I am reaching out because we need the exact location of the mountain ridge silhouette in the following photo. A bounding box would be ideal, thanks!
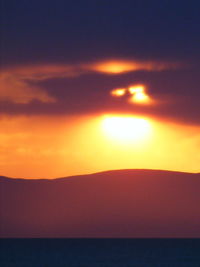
[0,168,199,181]
[1,169,200,238]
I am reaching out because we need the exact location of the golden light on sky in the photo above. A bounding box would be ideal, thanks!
[102,115,151,144]
[128,85,151,104]
[86,59,178,75]
[91,60,138,74]
[128,85,144,94]
[110,84,152,104]
[110,88,126,97]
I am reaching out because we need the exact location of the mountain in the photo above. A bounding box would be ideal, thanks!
[1,169,200,238]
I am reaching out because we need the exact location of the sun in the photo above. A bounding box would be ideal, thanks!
[102,115,151,144]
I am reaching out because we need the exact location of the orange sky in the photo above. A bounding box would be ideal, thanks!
[1,1,200,180]
[1,114,199,178]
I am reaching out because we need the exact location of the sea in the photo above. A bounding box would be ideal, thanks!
[1,239,200,266]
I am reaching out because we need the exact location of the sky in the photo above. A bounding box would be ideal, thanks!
[1,0,200,178]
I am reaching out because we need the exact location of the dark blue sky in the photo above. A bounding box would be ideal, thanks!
[1,0,200,124]
[2,0,200,64]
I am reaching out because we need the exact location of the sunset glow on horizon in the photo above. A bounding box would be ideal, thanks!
[0,114,199,179]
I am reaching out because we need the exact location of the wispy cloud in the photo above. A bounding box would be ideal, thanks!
[83,59,180,74]
[0,64,80,104]
[0,59,182,104]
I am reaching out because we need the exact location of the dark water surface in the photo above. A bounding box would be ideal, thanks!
[1,239,200,266]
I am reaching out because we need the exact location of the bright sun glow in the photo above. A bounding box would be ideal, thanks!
[102,115,151,143]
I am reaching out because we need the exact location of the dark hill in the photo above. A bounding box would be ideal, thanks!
[1,169,200,237]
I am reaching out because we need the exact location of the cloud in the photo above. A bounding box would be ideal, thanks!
[2,59,198,126]
[0,74,54,104]
[0,64,81,104]
[0,59,181,104]
[83,59,180,74]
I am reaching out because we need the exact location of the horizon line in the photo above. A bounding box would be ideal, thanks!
[1,168,199,181]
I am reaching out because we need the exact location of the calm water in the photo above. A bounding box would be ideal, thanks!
[1,239,200,266]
